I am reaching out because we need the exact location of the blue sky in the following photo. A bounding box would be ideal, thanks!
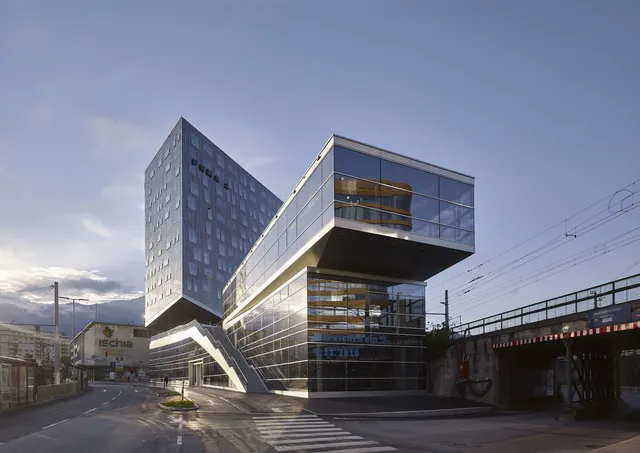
[1,1,639,323]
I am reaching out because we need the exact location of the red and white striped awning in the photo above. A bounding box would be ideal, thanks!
[492,320,640,349]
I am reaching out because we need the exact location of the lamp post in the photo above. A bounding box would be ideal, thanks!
[59,296,89,338]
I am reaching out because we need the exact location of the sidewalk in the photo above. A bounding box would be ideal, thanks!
[184,385,491,418]
[590,435,640,452]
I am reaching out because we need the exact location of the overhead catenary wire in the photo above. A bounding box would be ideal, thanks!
[426,184,640,312]
[439,202,640,311]
[451,234,640,319]
[450,227,640,318]
[451,228,640,312]
[427,176,640,293]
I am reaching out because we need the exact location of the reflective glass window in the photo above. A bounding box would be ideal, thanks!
[334,174,379,209]
[188,196,196,211]
[334,146,380,181]
[381,160,438,198]
[320,148,334,182]
[440,177,473,207]
[440,201,474,231]
[440,226,474,246]
[297,191,321,236]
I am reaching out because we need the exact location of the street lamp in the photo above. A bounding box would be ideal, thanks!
[58,296,89,338]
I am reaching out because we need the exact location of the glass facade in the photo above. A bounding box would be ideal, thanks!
[223,144,474,320]
[225,270,426,392]
[144,118,281,325]
[333,146,474,246]
[227,272,309,390]
[149,338,230,387]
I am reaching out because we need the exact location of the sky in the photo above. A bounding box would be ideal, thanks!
[1,1,639,324]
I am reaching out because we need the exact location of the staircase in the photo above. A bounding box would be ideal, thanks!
[201,324,269,393]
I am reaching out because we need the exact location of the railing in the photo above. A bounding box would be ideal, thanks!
[151,320,249,388]
[452,273,640,338]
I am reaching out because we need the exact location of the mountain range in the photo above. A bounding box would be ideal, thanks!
[0,297,145,338]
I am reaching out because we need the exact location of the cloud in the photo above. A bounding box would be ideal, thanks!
[0,266,142,305]
[87,117,157,156]
[79,215,115,238]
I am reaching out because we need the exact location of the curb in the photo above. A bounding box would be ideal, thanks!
[157,401,200,412]
[316,406,494,419]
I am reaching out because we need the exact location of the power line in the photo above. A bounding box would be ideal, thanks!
[444,203,640,308]
[426,190,640,312]
[452,234,640,318]
[450,224,640,310]
[427,176,640,293]
[450,228,640,318]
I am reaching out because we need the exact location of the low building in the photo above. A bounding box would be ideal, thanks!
[70,322,151,381]
[0,324,69,364]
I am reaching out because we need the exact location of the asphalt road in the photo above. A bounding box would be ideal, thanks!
[1,383,640,453]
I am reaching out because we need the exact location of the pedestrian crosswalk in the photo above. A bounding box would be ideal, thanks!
[253,414,397,453]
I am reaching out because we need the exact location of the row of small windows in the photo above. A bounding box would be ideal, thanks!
[146,232,179,266]
[147,132,180,182]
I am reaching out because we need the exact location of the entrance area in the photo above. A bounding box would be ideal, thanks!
[189,360,203,387]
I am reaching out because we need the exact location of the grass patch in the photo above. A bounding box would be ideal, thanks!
[162,399,196,409]
[158,390,181,396]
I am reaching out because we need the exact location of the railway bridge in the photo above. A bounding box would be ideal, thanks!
[429,273,640,414]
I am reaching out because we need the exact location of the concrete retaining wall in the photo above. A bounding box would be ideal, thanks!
[429,337,500,405]
[37,382,83,402]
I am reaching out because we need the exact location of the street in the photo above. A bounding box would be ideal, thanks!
[1,383,639,453]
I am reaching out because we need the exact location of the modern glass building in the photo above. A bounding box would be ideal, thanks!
[149,134,475,397]
[144,118,281,332]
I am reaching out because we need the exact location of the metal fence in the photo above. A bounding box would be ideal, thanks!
[452,273,640,337]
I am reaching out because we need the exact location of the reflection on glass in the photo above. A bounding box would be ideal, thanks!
[306,273,426,392]
[440,201,474,231]
[440,177,473,206]
[334,146,380,181]
[381,159,438,197]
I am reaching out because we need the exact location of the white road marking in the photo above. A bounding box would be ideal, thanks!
[317,447,396,453]
[112,397,117,401]
[259,428,344,435]
[254,415,398,453]
[84,408,97,414]
[256,421,331,427]
[269,436,364,445]
[216,395,250,414]
[102,402,109,406]
[179,423,183,431]
[273,440,378,451]
[253,415,317,420]
[142,418,167,431]
[262,432,354,439]
[137,419,153,430]
[41,419,69,430]
[103,389,107,392]
[177,436,182,446]
[272,407,282,412]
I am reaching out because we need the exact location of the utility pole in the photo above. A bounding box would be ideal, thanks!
[443,290,450,331]
[59,297,89,338]
[54,282,60,385]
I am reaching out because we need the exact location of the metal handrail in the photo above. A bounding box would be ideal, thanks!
[452,272,640,337]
